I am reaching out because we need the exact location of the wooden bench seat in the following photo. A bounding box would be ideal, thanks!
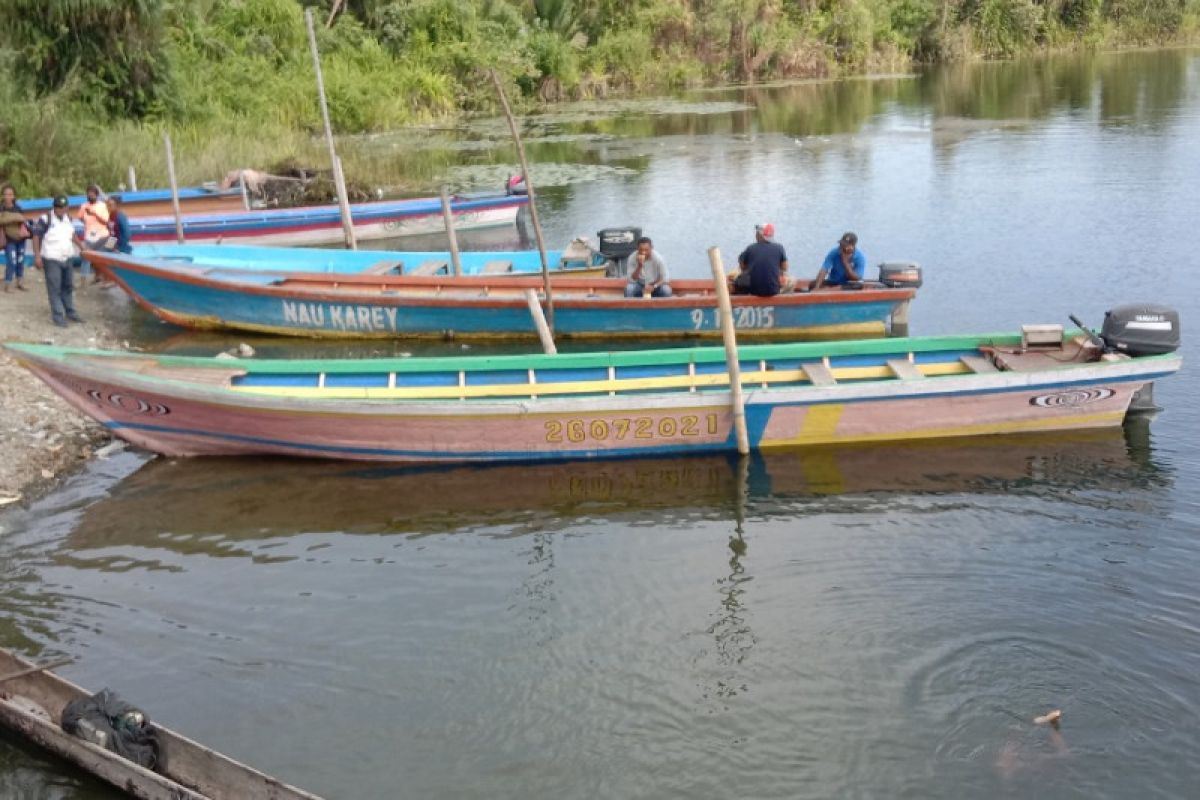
[802,362,837,386]
[410,260,449,276]
[887,358,924,380]
[363,260,404,275]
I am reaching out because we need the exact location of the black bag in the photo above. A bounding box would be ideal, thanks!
[61,688,165,771]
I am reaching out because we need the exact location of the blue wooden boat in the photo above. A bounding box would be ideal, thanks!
[85,250,916,340]
[130,242,609,278]
[127,193,526,246]
[20,185,243,216]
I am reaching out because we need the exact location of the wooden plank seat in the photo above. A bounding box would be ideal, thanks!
[363,260,404,275]
[960,354,999,373]
[802,362,837,386]
[481,260,514,275]
[887,358,924,380]
[410,260,449,276]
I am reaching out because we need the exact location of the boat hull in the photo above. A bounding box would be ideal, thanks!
[12,345,1175,464]
[128,194,526,245]
[88,252,913,340]
[21,186,245,218]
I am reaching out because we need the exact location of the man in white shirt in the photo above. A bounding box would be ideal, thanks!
[32,196,84,327]
[623,236,672,298]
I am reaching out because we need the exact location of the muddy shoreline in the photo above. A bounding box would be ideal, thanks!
[0,271,131,506]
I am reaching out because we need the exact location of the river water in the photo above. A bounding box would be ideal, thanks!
[2,49,1199,798]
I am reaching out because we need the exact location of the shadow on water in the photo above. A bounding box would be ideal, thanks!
[60,425,1171,562]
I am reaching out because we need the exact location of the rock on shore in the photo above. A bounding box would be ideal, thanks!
[0,270,131,504]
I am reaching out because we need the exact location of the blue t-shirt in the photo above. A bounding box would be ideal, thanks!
[822,246,867,285]
[739,241,788,296]
[111,211,132,253]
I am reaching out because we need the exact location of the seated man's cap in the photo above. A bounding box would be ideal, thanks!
[756,223,775,241]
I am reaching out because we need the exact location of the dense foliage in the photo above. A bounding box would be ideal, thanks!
[0,0,1196,193]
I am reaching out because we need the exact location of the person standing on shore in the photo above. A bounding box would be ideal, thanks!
[0,184,31,293]
[78,184,109,285]
[31,196,84,327]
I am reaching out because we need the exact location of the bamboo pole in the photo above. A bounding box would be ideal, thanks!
[708,247,750,455]
[126,165,137,192]
[331,156,357,250]
[163,133,185,244]
[524,289,558,355]
[305,8,357,250]
[490,69,554,332]
[238,172,250,211]
[440,185,463,276]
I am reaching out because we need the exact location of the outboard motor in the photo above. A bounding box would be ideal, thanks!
[1100,304,1180,356]
[878,261,923,288]
[505,175,527,196]
[597,226,642,277]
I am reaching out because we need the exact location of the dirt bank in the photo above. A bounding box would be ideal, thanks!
[0,270,131,506]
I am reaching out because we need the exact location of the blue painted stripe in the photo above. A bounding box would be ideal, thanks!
[323,373,390,388]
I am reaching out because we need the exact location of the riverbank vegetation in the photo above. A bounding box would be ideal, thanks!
[1,0,1197,194]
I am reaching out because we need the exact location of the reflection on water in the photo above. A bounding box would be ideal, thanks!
[61,428,1164,560]
[3,48,1200,799]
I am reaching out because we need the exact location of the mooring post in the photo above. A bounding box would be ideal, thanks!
[491,69,553,333]
[305,8,357,250]
[440,185,463,276]
[163,133,185,244]
[708,247,750,455]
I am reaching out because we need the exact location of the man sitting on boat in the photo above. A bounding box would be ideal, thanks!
[811,232,866,289]
[732,223,795,296]
[624,236,673,298]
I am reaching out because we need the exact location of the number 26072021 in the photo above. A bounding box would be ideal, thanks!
[545,413,720,444]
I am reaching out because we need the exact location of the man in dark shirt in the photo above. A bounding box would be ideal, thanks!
[103,195,133,254]
[732,223,795,296]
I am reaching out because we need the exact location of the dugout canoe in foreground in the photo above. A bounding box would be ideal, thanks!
[4,305,1179,463]
[0,648,323,800]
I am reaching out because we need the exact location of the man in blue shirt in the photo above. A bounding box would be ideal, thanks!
[812,232,866,289]
[732,223,795,297]
[104,195,132,254]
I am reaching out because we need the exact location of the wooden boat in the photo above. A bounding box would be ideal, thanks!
[0,648,322,800]
[129,241,611,279]
[125,192,527,246]
[4,314,1180,463]
[20,185,245,218]
[85,250,915,340]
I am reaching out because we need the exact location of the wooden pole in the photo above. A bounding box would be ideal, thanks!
[331,156,358,250]
[490,69,554,332]
[524,289,558,355]
[708,247,750,455]
[126,165,138,192]
[0,657,73,685]
[163,133,185,244]
[305,8,357,250]
[238,172,250,211]
[440,185,463,276]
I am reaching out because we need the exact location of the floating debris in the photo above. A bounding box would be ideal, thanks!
[1033,709,1062,725]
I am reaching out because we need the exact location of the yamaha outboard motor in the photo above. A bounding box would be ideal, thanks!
[878,261,923,288]
[1100,304,1180,356]
[1099,304,1180,414]
[597,227,642,277]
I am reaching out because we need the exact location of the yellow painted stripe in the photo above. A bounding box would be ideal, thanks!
[760,411,1126,449]
[797,404,845,443]
[230,362,976,401]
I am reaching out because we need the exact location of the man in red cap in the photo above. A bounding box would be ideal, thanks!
[732,222,794,296]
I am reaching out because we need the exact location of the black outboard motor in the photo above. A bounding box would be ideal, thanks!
[1100,304,1181,356]
[597,227,642,277]
[878,261,923,288]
